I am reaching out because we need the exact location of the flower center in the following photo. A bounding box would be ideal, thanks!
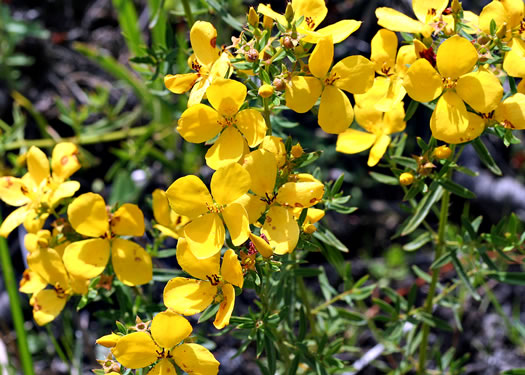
[442,77,457,89]
[305,16,316,30]
[218,115,236,128]
[324,72,340,86]
[206,274,222,286]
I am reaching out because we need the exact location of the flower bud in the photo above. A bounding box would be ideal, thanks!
[282,36,294,49]
[284,2,294,23]
[291,143,304,158]
[96,333,120,348]
[496,23,507,39]
[263,12,273,30]
[434,145,452,159]
[273,78,286,91]
[258,84,274,98]
[451,0,462,14]
[303,224,317,234]
[399,172,414,186]
[246,48,259,62]
[247,7,259,27]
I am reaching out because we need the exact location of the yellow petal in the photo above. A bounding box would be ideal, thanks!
[257,3,287,26]
[190,21,219,67]
[243,149,277,197]
[111,238,152,286]
[285,76,322,113]
[67,193,108,237]
[462,11,480,34]
[27,248,68,287]
[248,232,273,257]
[206,78,246,117]
[503,38,525,78]
[0,177,30,206]
[259,136,286,167]
[153,189,172,227]
[395,45,417,76]
[211,163,251,205]
[412,0,448,24]
[154,224,183,240]
[332,55,375,94]
[436,36,477,79]
[292,0,327,30]
[213,283,235,329]
[63,238,110,279]
[51,142,80,181]
[49,181,80,206]
[164,73,199,94]
[368,134,391,167]
[172,343,220,375]
[221,249,244,287]
[166,175,212,219]
[0,206,30,238]
[32,289,66,326]
[336,129,377,154]
[233,193,267,224]
[222,203,250,246]
[164,277,217,315]
[236,109,267,147]
[23,210,46,234]
[403,58,443,102]
[318,86,353,134]
[26,146,50,187]
[188,79,209,107]
[371,29,397,74]
[149,358,176,375]
[501,0,525,29]
[111,203,144,237]
[176,237,220,280]
[376,78,407,112]
[479,1,507,34]
[205,127,245,170]
[151,310,192,349]
[495,93,525,129]
[112,331,158,369]
[261,206,299,255]
[375,7,424,34]
[277,181,324,209]
[383,101,407,134]
[311,19,361,44]
[309,35,333,78]
[430,91,485,143]
[96,333,121,348]
[19,269,47,294]
[177,104,221,143]
[184,213,225,259]
[456,71,503,113]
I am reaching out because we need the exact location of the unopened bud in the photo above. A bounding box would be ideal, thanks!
[496,23,507,39]
[451,0,462,14]
[258,84,274,98]
[303,224,317,234]
[399,172,415,186]
[282,36,294,49]
[96,333,120,348]
[263,11,273,30]
[284,2,294,23]
[434,145,452,159]
[291,143,304,158]
[246,48,259,62]
[273,78,286,91]
[477,34,491,46]
[248,7,259,27]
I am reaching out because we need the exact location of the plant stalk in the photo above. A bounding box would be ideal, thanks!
[263,97,272,135]
[180,0,194,26]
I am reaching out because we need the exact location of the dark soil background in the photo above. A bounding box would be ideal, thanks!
[2,0,525,374]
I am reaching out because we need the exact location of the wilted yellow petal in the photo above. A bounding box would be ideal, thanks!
[375,7,424,34]
[67,193,108,237]
[371,29,397,74]
[479,1,507,34]
[166,175,212,219]
[176,237,220,280]
[211,163,251,205]
[456,71,503,113]
[184,213,225,259]
[164,73,199,94]
[172,343,220,375]
[0,206,30,238]
[243,149,277,197]
[151,310,192,349]
[51,142,80,181]
[261,206,299,255]
[285,76,322,113]
[495,93,525,129]
[403,58,443,102]
[177,104,221,143]
[112,331,158,369]
[32,289,66,326]
[221,249,244,288]
[412,0,448,23]
[205,127,245,170]
[63,238,110,279]
[222,203,250,246]
[311,19,361,44]
[0,177,30,206]
[164,277,217,315]
[111,239,152,286]
[318,86,353,134]
[26,146,50,187]
[111,203,144,237]
[309,36,333,78]
[236,109,267,147]
[214,283,235,329]
[336,129,377,154]
[436,36,477,79]
[190,21,219,66]
[332,55,375,94]
[207,78,246,117]
[368,134,391,167]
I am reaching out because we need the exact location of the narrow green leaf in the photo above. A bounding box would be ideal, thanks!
[369,172,399,185]
[438,179,475,199]
[401,184,444,236]
[403,232,432,251]
[198,303,220,323]
[450,253,480,300]
[472,138,502,176]
[487,272,525,286]
[404,99,419,121]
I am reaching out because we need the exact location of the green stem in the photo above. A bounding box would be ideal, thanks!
[46,325,70,366]
[0,210,35,375]
[263,97,272,136]
[180,0,194,26]
[4,125,150,151]
[417,170,452,374]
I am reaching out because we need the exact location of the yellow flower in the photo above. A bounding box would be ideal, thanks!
[166,163,251,259]
[152,189,190,239]
[403,35,504,143]
[62,193,152,286]
[177,78,267,169]
[163,239,243,329]
[164,21,230,106]
[286,35,375,133]
[494,93,525,129]
[258,0,361,44]
[0,143,81,237]
[336,77,406,166]
[111,310,219,374]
